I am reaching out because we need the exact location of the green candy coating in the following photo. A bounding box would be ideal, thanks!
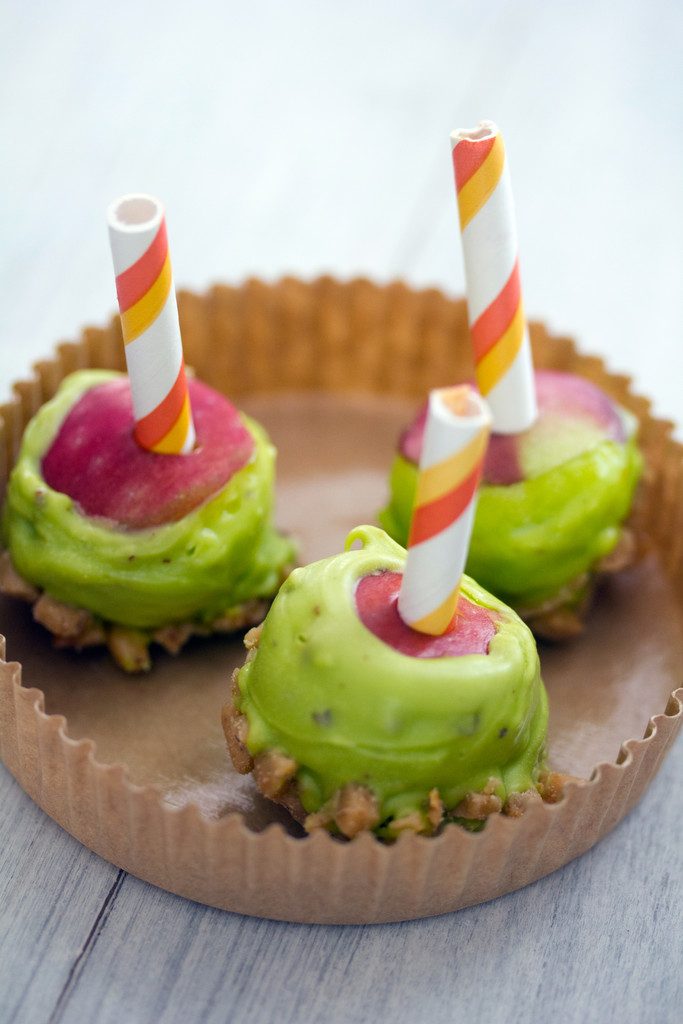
[236,526,548,833]
[380,430,642,611]
[2,370,295,629]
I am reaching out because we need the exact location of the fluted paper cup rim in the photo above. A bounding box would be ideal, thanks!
[1,277,682,923]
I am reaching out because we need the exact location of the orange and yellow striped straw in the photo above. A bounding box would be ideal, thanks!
[398,385,491,635]
[450,122,537,434]
[107,194,195,454]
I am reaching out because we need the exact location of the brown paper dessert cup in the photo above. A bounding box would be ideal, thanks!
[1,277,681,925]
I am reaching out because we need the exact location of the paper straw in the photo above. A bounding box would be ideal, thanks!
[398,385,491,635]
[450,121,537,434]
[107,194,195,454]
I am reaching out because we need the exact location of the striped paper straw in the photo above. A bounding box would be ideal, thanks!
[107,194,195,454]
[398,385,491,635]
[450,121,537,434]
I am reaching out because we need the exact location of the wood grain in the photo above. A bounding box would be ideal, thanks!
[0,0,681,1021]
[2,740,680,1024]
[0,769,120,1024]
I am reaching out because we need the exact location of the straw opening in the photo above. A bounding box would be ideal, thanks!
[433,385,491,428]
[108,194,162,232]
[452,121,498,144]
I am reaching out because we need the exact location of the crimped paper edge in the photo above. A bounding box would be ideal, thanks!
[0,277,681,925]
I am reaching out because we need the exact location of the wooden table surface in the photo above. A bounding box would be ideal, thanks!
[1,2,681,1022]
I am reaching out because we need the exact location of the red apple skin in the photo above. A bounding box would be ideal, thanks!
[355,570,497,658]
[42,378,255,529]
[400,370,626,485]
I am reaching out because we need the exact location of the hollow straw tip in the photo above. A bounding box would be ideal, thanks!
[450,121,499,152]
[106,193,169,290]
[429,385,492,435]
[107,193,165,236]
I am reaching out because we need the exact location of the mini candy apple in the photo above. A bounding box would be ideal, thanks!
[224,526,552,839]
[1,370,295,670]
[381,370,642,637]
